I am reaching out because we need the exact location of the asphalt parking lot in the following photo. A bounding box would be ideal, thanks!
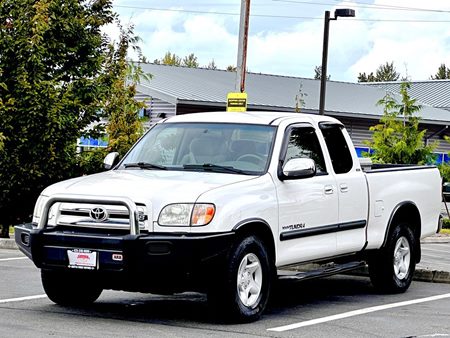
[1,249,450,338]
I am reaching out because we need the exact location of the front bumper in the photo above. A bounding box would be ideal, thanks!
[15,223,235,293]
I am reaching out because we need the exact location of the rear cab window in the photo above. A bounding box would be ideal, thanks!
[319,123,353,174]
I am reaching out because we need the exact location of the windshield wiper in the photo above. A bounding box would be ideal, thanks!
[183,163,248,174]
[124,162,168,170]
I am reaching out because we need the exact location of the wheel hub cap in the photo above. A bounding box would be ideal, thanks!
[237,253,263,308]
[393,236,411,280]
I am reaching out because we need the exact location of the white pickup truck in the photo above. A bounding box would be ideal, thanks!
[15,111,442,322]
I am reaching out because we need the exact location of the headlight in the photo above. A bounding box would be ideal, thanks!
[158,203,215,227]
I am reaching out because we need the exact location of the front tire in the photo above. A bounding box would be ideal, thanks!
[42,270,103,306]
[368,224,416,293]
[207,235,273,323]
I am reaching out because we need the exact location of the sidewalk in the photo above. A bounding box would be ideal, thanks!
[415,234,450,283]
[2,234,450,283]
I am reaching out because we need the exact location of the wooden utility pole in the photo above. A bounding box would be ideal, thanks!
[235,0,251,93]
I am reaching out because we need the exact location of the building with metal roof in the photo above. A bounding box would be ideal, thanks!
[364,80,450,112]
[135,63,450,156]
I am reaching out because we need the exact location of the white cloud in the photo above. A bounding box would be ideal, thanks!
[109,0,450,82]
[349,0,450,80]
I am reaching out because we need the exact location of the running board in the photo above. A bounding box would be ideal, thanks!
[277,261,366,282]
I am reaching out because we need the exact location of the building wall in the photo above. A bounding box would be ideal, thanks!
[136,94,177,127]
[136,91,450,161]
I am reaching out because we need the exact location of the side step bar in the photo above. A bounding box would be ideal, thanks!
[277,261,366,282]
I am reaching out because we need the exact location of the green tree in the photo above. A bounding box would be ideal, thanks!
[154,51,200,68]
[358,72,377,82]
[182,53,199,68]
[74,23,150,175]
[358,62,400,82]
[154,51,182,66]
[206,59,217,70]
[103,23,149,157]
[313,65,330,80]
[0,0,114,237]
[430,63,450,80]
[0,133,5,152]
[364,82,435,164]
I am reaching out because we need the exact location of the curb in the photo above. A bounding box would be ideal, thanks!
[348,266,450,284]
[414,269,450,283]
[0,238,18,250]
[421,237,450,244]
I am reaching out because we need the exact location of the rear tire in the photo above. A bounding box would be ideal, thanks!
[42,270,102,306]
[368,224,416,293]
[207,235,273,323]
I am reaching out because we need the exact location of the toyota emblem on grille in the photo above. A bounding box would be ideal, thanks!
[89,207,108,222]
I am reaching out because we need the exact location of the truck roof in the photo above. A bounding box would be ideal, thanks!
[162,111,341,126]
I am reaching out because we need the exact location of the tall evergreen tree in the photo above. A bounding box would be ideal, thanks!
[364,82,435,164]
[430,63,450,80]
[182,53,199,68]
[358,62,400,82]
[207,59,218,70]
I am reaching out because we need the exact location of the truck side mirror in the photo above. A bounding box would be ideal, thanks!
[103,152,120,170]
[281,158,316,180]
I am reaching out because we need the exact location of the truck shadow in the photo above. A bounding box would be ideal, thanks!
[48,275,377,325]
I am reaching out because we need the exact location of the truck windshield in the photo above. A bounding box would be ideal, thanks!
[119,123,277,175]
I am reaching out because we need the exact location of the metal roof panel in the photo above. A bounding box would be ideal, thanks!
[137,64,450,124]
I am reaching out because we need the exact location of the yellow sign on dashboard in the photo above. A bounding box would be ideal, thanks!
[227,92,247,112]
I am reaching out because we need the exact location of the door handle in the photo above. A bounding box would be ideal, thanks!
[324,185,334,195]
[340,184,349,193]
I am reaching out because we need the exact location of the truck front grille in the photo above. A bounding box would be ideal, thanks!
[51,202,149,231]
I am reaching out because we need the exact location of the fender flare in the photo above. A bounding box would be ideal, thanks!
[381,201,421,263]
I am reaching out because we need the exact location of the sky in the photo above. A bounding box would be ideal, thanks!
[107,0,450,83]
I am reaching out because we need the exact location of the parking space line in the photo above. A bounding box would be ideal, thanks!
[0,257,27,262]
[267,293,450,332]
[0,295,47,304]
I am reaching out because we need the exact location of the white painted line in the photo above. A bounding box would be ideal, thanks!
[0,257,27,262]
[0,295,47,304]
[268,293,450,332]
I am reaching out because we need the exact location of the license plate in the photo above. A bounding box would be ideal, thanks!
[67,249,97,270]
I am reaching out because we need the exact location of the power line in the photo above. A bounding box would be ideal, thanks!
[114,5,450,23]
[272,0,450,13]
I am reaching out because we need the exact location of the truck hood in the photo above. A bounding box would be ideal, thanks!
[42,169,255,205]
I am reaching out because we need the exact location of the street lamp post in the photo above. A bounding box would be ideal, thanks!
[319,8,355,115]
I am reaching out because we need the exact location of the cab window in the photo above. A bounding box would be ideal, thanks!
[320,124,353,174]
[283,126,327,174]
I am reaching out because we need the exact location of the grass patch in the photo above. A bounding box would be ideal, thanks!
[442,218,450,228]
[440,228,450,235]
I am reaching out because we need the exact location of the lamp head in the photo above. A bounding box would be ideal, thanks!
[334,8,355,18]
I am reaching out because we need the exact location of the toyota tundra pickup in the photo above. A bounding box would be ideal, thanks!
[15,111,442,322]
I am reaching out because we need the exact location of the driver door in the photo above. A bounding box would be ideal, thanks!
[275,124,338,266]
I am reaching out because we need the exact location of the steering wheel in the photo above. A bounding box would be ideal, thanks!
[236,154,265,166]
